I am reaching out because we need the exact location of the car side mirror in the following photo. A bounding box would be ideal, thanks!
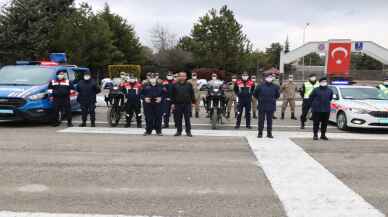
[333,94,339,100]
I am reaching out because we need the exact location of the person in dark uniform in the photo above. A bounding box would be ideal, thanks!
[254,73,280,138]
[309,77,333,140]
[162,72,176,128]
[234,72,255,129]
[171,72,195,137]
[48,70,74,127]
[300,73,319,129]
[142,74,164,136]
[76,71,100,127]
[121,74,143,128]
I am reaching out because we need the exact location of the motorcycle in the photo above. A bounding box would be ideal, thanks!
[206,83,227,129]
[106,86,125,127]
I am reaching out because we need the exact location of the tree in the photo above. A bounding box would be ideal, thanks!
[180,5,252,73]
[265,43,283,69]
[284,36,290,53]
[98,4,144,64]
[150,24,177,52]
[50,3,118,74]
[351,53,382,70]
[0,0,74,63]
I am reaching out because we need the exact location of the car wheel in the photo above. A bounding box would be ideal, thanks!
[337,112,348,131]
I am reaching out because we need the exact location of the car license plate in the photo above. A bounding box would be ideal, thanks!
[0,109,13,114]
[378,118,388,124]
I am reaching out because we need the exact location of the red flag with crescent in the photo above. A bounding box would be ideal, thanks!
[327,42,352,76]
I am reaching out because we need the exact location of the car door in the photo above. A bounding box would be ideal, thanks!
[66,69,80,111]
[328,86,340,122]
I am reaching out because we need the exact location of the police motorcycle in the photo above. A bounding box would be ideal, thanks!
[106,79,126,127]
[205,81,227,129]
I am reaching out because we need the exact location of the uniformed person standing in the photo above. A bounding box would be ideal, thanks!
[188,72,201,118]
[48,70,74,127]
[142,74,164,136]
[224,75,236,119]
[309,77,333,140]
[254,74,280,138]
[280,75,298,120]
[251,75,258,119]
[76,71,100,127]
[231,75,239,118]
[172,72,195,137]
[162,72,175,128]
[121,75,143,128]
[234,72,255,129]
[377,77,388,95]
[300,73,319,129]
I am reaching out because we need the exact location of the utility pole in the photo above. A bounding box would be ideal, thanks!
[302,22,310,81]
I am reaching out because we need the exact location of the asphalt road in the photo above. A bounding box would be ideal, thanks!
[1,106,388,217]
[0,127,286,217]
[296,138,388,216]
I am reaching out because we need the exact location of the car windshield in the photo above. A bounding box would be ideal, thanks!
[340,87,388,100]
[0,66,56,86]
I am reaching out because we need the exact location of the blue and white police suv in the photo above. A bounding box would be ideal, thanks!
[329,81,388,130]
[0,59,89,122]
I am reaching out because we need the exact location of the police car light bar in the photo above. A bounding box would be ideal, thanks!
[331,80,350,85]
[40,61,59,66]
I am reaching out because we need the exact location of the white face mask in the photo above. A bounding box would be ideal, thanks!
[242,76,249,81]
[167,76,173,80]
[84,75,91,80]
[310,77,317,82]
[252,79,256,82]
[128,79,136,83]
[212,77,217,81]
[232,79,237,82]
[289,78,294,82]
[57,74,65,80]
[265,77,274,83]
[150,79,157,85]
[192,76,197,79]
[320,81,328,87]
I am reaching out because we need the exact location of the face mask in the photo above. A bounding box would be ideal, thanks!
[212,77,217,80]
[121,75,126,79]
[167,76,173,80]
[320,81,328,87]
[289,79,294,82]
[265,77,273,83]
[310,77,317,82]
[242,76,249,81]
[57,74,65,80]
[252,78,256,82]
[192,76,197,79]
[84,75,91,80]
[129,79,136,83]
[150,79,157,85]
[232,79,237,82]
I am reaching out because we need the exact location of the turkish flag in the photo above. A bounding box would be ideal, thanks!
[327,42,352,76]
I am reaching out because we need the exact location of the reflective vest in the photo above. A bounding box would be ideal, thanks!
[304,82,319,99]
[379,84,388,94]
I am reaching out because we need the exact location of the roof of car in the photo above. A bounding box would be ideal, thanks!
[331,85,375,89]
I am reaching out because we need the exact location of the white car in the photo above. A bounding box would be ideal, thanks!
[329,85,388,130]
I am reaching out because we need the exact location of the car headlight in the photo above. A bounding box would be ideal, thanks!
[349,107,370,114]
[28,92,48,101]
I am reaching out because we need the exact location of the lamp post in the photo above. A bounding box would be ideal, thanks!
[302,22,310,81]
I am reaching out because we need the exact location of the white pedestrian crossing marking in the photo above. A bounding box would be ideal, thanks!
[57,127,387,217]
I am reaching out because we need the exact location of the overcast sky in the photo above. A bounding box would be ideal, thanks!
[2,0,388,51]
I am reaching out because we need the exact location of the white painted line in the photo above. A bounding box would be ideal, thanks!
[59,127,387,140]
[71,121,335,129]
[246,135,385,217]
[0,211,165,217]
[58,127,387,216]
